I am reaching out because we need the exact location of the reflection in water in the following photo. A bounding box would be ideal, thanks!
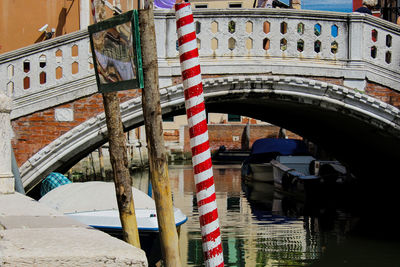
[92,22,136,84]
[131,165,400,266]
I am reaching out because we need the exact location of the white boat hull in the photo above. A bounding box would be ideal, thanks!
[39,181,188,232]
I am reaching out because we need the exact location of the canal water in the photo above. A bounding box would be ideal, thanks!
[131,164,400,267]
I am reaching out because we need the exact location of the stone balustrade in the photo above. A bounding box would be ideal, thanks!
[0,9,399,119]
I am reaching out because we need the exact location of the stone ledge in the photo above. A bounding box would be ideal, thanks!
[0,193,148,267]
[0,228,147,267]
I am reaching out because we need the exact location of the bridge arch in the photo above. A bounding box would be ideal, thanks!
[21,75,400,192]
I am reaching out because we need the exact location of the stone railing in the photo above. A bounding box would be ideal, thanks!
[0,31,96,119]
[1,9,399,119]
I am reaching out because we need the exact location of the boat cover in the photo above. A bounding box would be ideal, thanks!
[39,181,155,213]
[39,182,187,231]
[251,138,309,156]
[246,138,310,164]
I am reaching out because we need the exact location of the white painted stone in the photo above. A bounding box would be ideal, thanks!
[344,78,366,91]
[0,93,14,194]
[55,108,74,122]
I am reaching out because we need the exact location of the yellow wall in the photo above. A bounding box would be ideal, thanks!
[0,0,80,53]
[0,0,137,54]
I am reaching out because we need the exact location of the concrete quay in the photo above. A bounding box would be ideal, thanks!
[0,192,148,267]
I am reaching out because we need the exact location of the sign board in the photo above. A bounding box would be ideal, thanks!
[88,10,143,93]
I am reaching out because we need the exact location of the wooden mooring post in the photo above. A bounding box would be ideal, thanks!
[139,4,182,266]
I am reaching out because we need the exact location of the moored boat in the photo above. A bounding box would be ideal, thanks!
[271,155,352,199]
[241,138,310,182]
[39,176,187,266]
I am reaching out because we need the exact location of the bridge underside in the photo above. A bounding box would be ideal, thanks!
[206,94,400,180]
[20,76,400,193]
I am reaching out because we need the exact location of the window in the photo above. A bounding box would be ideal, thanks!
[163,116,174,122]
[195,4,208,8]
[228,114,241,122]
[229,3,242,8]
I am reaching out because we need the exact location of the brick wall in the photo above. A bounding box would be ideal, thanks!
[11,90,140,166]
[365,81,400,108]
[183,124,301,153]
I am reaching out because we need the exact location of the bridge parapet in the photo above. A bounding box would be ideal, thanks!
[1,9,399,119]
[155,9,400,89]
[0,31,97,119]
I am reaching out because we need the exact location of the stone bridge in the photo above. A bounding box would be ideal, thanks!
[1,9,400,192]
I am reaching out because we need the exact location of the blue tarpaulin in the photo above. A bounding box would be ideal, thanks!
[246,138,310,164]
[251,138,309,155]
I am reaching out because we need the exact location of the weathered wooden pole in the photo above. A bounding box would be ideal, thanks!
[98,146,106,180]
[139,3,182,266]
[102,92,141,247]
[91,0,141,248]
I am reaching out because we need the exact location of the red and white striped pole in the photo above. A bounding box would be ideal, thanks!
[90,0,97,23]
[175,3,224,266]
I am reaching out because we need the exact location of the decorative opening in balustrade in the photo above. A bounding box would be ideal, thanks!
[72,62,79,74]
[371,29,378,42]
[40,72,46,84]
[211,21,218,33]
[7,82,14,95]
[280,22,287,34]
[228,21,236,34]
[23,77,30,89]
[246,21,253,33]
[196,22,201,34]
[263,21,270,34]
[331,25,338,38]
[197,38,201,50]
[297,23,304,35]
[211,38,218,50]
[385,51,391,64]
[56,67,63,80]
[314,24,321,36]
[386,34,392,47]
[297,39,304,52]
[228,37,236,50]
[23,60,30,73]
[331,41,338,54]
[280,38,287,51]
[39,55,46,68]
[88,53,94,70]
[246,38,253,50]
[39,55,47,84]
[56,49,63,66]
[371,46,377,58]
[7,65,14,79]
[72,45,79,57]
[314,40,321,53]
[263,38,270,50]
